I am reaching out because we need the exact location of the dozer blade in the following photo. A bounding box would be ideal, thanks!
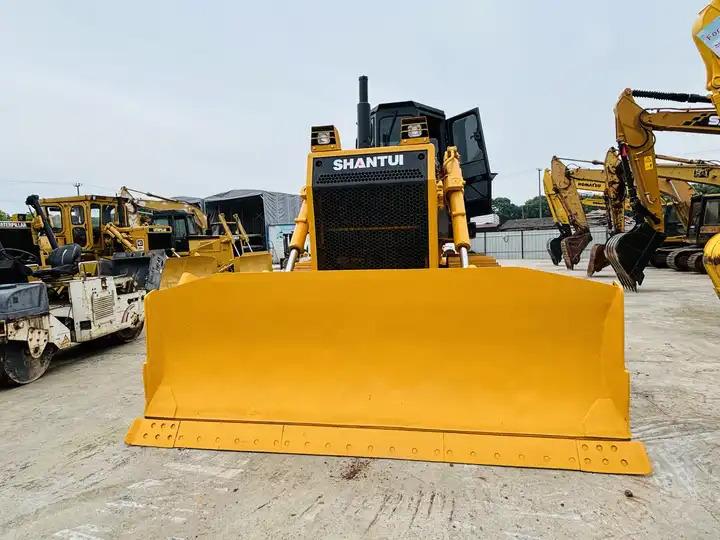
[159,256,218,289]
[605,223,666,292]
[126,267,650,475]
[560,232,592,270]
[230,251,272,273]
[704,234,720,299]
[546,236,564,266]
[586,243,609,277]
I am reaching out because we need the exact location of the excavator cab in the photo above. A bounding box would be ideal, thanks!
[688,194,720,245]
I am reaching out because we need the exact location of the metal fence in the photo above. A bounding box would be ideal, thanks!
[471,227,610,260]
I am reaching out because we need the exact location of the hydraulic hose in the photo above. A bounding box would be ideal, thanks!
[631,90,711,104]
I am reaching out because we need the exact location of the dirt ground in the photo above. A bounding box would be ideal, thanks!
[1,261,718,539]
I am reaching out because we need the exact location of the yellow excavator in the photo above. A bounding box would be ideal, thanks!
[125,77,650,475]
[606,89,720,290]
[546,152,700,272]
[695,0,720,298]
[588,152,720,276]
[544,158,606,268]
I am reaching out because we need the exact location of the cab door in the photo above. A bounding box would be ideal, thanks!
[448,108,495,217]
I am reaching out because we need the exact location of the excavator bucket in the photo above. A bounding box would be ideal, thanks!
[705,233,720,299]
[546,236,564,265]
[126,267,651,475]
[605,223,666,291]
[560,232,592,270]
[159,256,218,289]
[586,243,609,276]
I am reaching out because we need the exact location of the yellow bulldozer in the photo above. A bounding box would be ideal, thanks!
[125,77,651,475]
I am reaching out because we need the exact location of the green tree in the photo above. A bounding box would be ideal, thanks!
[520,196,552,218]
[491,197,522,223]
[693,183,720,195]
[0,209,9,220]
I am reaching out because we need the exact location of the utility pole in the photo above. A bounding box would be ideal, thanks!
[73,182,82,196]
[537,168,543,218]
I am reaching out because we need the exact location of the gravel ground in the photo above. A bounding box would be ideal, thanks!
[1,260,718,539]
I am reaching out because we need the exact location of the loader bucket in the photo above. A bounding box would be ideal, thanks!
[126,267,650,475]
[586,243,609,276]
[159,256,218,289]
[605,223,666,291]
[560,232,592,270]
[705,233,720,299]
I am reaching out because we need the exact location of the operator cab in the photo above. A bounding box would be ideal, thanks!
[688,194,720,244]
[151,210,198,253]
[369,100,495,217]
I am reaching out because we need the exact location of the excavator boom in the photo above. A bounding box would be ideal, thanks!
[606,89,720,290]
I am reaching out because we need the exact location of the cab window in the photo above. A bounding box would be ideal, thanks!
[174,216,188,239]
[102,205,118,225]
[45,206,63,231]
[378,115,402,146]
[704,199,720,226]
[91,204,101,242]
[70,205,85,225]
[451,114,482,163]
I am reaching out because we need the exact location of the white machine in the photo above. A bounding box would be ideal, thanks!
[0,274,145,385]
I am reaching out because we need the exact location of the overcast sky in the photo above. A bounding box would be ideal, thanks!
[1,1,717,213]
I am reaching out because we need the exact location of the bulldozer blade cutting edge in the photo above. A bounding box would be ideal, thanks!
[705,234,720,299]
[159,256,218,289]
[605,224,666,292]
[546,236,564,266]
[126,267,651,475]
[586,244,609,277]
[560,232,592,270]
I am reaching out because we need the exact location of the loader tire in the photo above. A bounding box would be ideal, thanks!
[0,343,54,386]
[113,320,144,343]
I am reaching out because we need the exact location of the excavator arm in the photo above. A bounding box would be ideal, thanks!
[547,158,605,269]
[606,89,720,290]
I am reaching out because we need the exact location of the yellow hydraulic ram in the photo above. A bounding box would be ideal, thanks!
[126,79,650,475]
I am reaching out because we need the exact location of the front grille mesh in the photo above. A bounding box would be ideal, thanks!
[316,168,424,185]
[313,169,428,270]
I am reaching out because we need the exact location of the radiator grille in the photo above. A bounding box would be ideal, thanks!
[312,157,428,270]
[92,293,115,320]
[316,168,424,185]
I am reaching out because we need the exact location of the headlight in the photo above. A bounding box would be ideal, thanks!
[316,131,332,145]
[407,124,423,138]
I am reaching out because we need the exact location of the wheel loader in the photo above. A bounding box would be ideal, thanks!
[125,77,651,475]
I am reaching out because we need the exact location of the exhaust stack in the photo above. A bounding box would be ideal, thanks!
[357,75,371,148]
